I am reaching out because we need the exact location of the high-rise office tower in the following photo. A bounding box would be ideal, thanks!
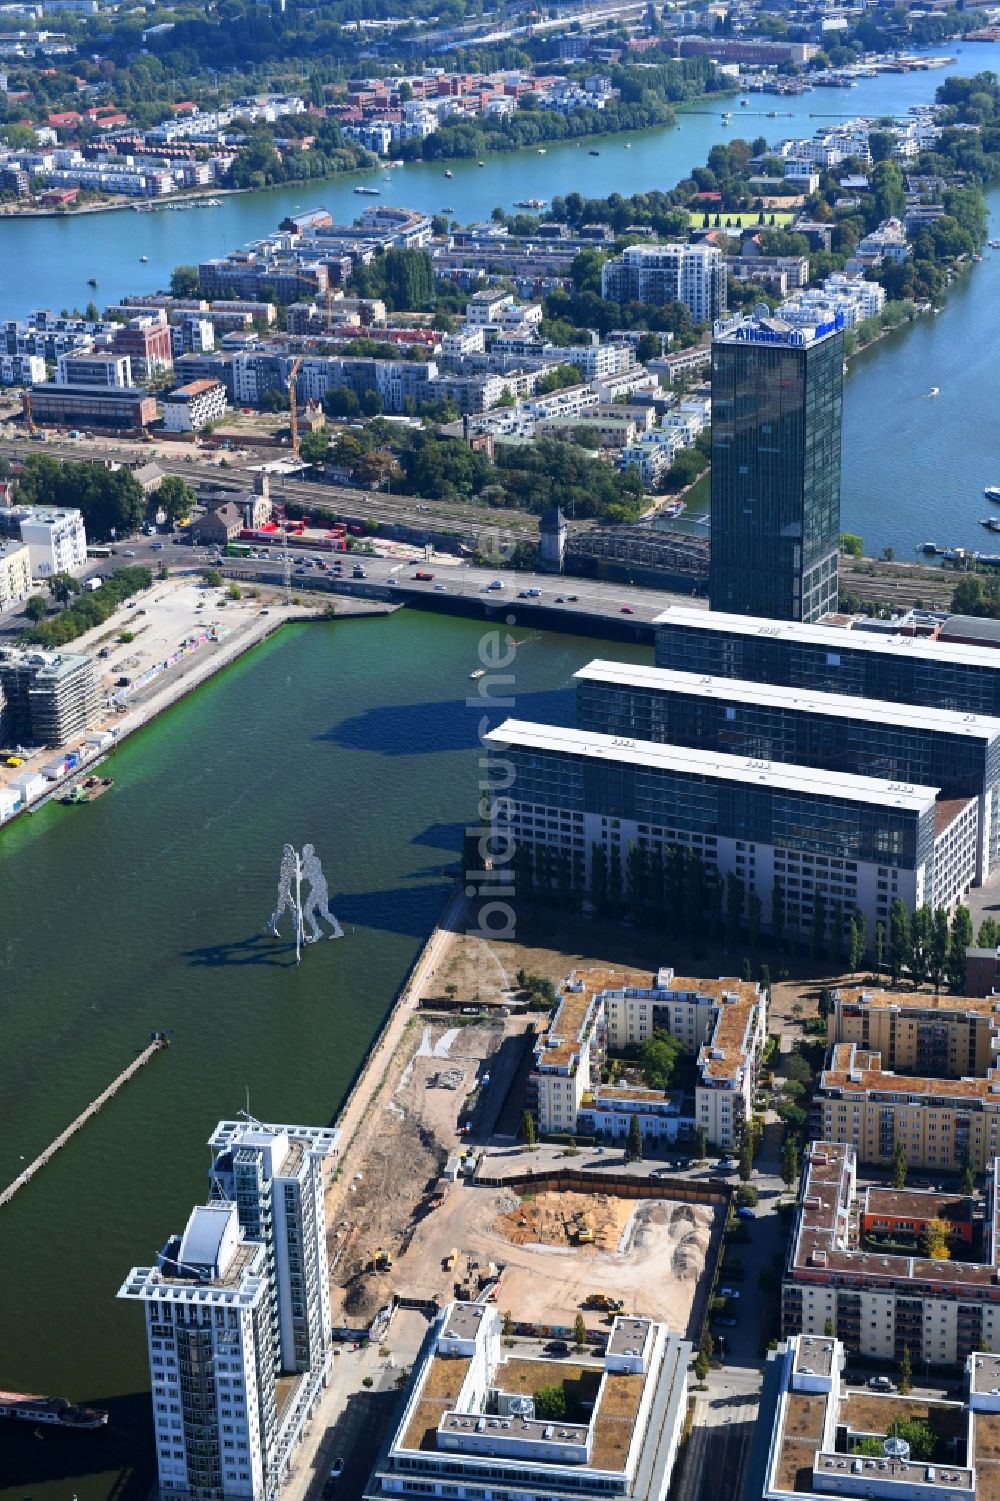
[709,310,845,623]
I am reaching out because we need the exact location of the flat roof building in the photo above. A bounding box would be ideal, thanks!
[29,382,157,430]
[782,1142,1000,1366]
[817,1040,1000,1172]
[0,646,100,746]
[574,660,1000,880]
[709,311,844,623]
[485,717,970,947]
[529,966,767,1150]
[747,1332,1000,1501]
[654,606,1000,719]
[0,538,30,612]
[120,1119,339,1501]
[829,985,1000,1080]
[363,1300,691,1500]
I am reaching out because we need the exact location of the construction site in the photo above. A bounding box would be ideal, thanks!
[323,1010,722,1340]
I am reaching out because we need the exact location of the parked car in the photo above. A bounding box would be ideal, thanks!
[719,1287,740,1300]
[329,1459,345,1480]
[713,1317,737,1329]
[545,1340,570,1356]
[620,605,634,615]
[736,1207,755,1221]
[868,1376,896,1392]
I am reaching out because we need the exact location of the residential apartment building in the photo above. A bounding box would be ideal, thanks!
[574,660,1000,880]
[207,1120,335,1378]
[0,503,87,576]
[600,244,727,324]
[119,1202,278,1501]
[529,966,766,1149]
[816,1041,1000,1173]
[0,352,45,385]
[782,1141,1000,1366]
[120,1120,337,1501]
[362,1300,690,1501]
[484,719,966,942]
[0,538,30,610]
[751,1332,1000,1501]
[162,378,227,432]
[56,352,132,388]
[829,986,1000,1080]
[0,646,100,744]
[111,313,173,378]
[709,310,845,623]
[653,607,1000,719]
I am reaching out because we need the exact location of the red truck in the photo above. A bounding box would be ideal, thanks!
[412,571,434,581]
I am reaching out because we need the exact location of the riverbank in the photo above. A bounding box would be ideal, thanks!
[0,185,249,220]
[0,577,398,829]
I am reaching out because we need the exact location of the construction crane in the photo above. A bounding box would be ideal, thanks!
[287,355,303,458]
[21,390,35,435]
[325,286,335,335]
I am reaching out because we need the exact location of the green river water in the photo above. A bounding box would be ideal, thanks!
[0,610,649,1501]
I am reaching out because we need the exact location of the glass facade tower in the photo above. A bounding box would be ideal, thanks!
[709,312,845,623]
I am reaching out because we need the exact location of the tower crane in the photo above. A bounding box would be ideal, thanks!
[287,355,303,458]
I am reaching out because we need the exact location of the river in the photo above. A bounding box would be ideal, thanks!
[0,611,649,1501]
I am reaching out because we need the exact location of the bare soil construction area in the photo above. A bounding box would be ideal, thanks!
[397,1180,718,1337]
[327,1018,523,1326]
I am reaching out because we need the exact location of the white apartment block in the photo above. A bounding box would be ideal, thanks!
[1,504,87,577]
[363,1301,690,1501]
[120,1120,337,1501]
[119,1202,277,1501]
[529,967,767,1150]
[162,378,228,432]
[56,351,132,388]
[601,244,727,324]
[0,353,45,385]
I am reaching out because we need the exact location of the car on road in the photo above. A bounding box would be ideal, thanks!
[868,1377,896,1392]
[488,579,504,590]
[620,605,634,614]
[434,584,447,592]
[555,596,565,603]
[123,550,136,557]
[719,1287,740,1299]
[330,1459,345,1479]
[545,1340,570,1356]
[567,594,579,601]
[151,541,164,550]
[517,590,530,599]
[713,1317,737,1329]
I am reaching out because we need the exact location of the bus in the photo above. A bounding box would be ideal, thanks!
[225,543,252,558]
[86,545,112,559]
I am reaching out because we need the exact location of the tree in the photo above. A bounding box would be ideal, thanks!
[781,1136,799,1187]
[922,1217,951,1260]
[948,905,973,992]
[642,1029,683,1091]
[15,456,145,542]
[930,908,950,992]
[24,593,47,622]
[899,1346,913,1395]
[299,429,330,465]
[892,1139,907,1189]
[824,1317,835,1338]
[502,1310,514,1340]
[573,1312,587,1350]
[626,1114,643,1163]
[960,1148,975,1196]
[910,905,932,986]
[737,1184,759,1208]
[694,1124,707,1159]
[534,1386,567,1420]
[978,917,1000,950]
[738,1135,754,1183]
[846,912,864,972]
[200,568,223,588]
[170,264,200,297]
[888,899,910,986]
[519,1109,537,1147]
[46,571,80,606]
[157,474,197,523]
[875,921,885,979]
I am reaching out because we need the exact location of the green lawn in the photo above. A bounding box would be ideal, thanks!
[688,210,794,229]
